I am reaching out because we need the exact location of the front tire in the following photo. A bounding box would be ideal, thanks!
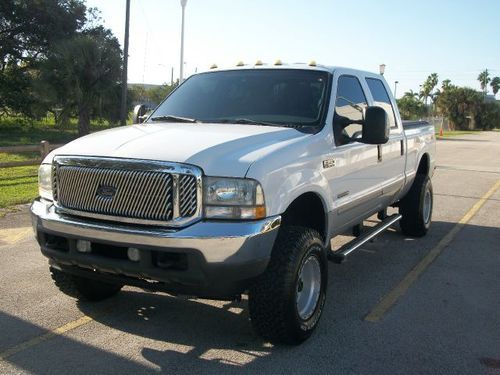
[50,267,123,301]
[248,226,327,345]
[399,174,433,237]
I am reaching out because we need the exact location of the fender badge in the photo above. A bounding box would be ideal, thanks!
[323,159,336,169]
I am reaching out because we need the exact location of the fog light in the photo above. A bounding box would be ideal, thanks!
[127,247,141,262]
[76,240,92,253]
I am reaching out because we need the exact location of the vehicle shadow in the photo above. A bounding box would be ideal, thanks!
[0,311,153,373]
[74,219,500,373]
[4,219,497,374]
[76,292,277,372]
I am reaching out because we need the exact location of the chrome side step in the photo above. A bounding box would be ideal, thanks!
[328,214,402,264]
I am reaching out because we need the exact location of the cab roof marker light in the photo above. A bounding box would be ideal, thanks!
[255,60,263,66]
[210,63,218,69]
[274,59,283,66]
[309,60,317,67]
[236,61,244,66]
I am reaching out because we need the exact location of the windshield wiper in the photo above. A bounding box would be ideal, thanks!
[209,118,282,127]
[150,115,199,123]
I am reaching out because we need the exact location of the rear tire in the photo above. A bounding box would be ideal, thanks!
[50,267,122,301]
[399,174,433,237]
[248,226,327,345]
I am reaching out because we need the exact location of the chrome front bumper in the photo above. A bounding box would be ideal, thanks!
[31,199,281,297]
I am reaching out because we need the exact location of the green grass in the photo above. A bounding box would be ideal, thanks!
[0,165,38,209]
[0,115,123,209]
[0,152,38,208]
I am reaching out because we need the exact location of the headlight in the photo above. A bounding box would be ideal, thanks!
[38,164,53,201]
[203,177,265,219]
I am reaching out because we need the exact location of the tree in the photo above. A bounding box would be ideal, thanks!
[441,79,452,90]
[477,69,491,94]
[474,102,500,130]
[397,91,426,120]
[435,86,483,130]
[420,73,439,105]
[148,83,177,105]
[129,82,178,107]
[0,0,86,64]
[0,64,35,116]
[491,77,500,96]
[0,0,87,115]
[38,26,123,135]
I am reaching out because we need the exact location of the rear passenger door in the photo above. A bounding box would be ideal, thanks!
[365,77,406,205]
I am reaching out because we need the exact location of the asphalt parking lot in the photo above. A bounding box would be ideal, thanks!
[1,131,499,374]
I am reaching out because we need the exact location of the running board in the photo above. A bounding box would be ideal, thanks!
[328,214,402,264]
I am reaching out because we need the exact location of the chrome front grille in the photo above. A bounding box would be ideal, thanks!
[179,174,198,217]
[52,157,202,227]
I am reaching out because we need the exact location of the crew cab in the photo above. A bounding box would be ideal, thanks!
[31,63,435,344]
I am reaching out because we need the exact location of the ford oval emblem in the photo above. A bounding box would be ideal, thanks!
[96,185,117,199]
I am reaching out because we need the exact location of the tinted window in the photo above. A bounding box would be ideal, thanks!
[366,78,397,128]
[150,69,329,128]
[333,75,368,146]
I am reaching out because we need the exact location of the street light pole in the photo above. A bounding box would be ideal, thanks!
[179,0,187,83]
[120,0,131,126]
[394,81,399,98]
[379,64,386,76]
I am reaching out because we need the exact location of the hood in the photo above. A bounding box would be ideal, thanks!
[50,122,307,176]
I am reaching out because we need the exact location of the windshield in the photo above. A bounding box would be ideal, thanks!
[149,69,330,128]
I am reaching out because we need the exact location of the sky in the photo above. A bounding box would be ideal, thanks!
[85,0,500,98]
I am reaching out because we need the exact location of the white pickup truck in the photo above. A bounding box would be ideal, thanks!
[31,63,435,344]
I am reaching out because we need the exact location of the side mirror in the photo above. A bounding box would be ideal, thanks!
[361,106,389,144]
[132,104,149,124]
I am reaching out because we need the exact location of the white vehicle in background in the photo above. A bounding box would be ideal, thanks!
[32,62,435,344]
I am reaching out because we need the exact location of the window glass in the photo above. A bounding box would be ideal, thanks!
[150,69,329,128]
[333,75,368,146]
[366,78,397,128]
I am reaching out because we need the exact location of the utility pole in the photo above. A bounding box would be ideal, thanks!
[394,81,399,98]
[120,0,131,126]
[179,0,187,83]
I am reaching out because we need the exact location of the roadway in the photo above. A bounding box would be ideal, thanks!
[1,131,499,374]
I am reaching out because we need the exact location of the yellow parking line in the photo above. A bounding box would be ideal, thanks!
[0,227,32,246]
[0,316,93,361]
[365,180,500,322]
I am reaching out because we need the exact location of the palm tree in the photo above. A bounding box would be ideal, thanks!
[39,27,123,135]
[490,77,500,96]
[404,90,420,99]
[441,79,452,91]
[477,69,491,94]
[421,73,439,105]
[418,73,439,116]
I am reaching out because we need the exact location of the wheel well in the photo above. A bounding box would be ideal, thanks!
[281,193,326,241]
[417,153,430,176]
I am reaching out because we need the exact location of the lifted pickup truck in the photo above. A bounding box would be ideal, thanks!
[31,63,435,344]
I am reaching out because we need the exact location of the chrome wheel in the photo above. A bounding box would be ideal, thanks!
[423,188,432,224]
[296,254,322,320]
